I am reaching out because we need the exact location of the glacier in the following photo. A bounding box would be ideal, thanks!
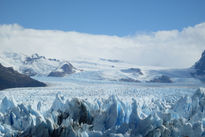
[1,50,205,136]
[0,88,205,137]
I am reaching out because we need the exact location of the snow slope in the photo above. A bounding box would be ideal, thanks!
[70,57,201,84]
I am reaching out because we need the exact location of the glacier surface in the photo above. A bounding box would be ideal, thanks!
[0,88,205,137]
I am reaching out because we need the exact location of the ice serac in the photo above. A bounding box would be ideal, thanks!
[0,96,45,137]
[0,63,46,90]
[1,88,205,137]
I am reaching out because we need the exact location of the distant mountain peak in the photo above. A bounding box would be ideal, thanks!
[24,53,46,65]
[31,53,39,58]
[0,52,77,77]
[48,62,77,77]
[194,50,205,75]
[31,53,45,59]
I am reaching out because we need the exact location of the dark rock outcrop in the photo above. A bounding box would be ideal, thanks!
[24,53,46,65]
[100,58,122,63]
[0,63,46,90]
[48,63,76,77]
[148,75,173,83]
[193,50,205,75]
[121,68,143,75]
[119,78,141,83]
[191,50,205,81]
[20,68,37,76]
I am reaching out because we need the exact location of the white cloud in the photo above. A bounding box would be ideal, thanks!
[0,23,205,68]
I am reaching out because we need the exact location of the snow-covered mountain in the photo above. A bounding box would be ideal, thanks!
[69,57,201,84]
[48,62,77,77]
[1,50,205,84]
[192,50,205,81]
[194,50,205,74]
[69,50,205,84]
[0,52,77,77]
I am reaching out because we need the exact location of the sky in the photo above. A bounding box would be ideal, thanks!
[1,0,205,36]
[0,1,205,68]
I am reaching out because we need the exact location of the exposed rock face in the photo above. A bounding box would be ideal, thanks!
[191,50,205,81]
[20,68,37,76]
[100,58,122,63]
[148,75,173,83]
[193,50,205,76]
[119,78,140,83]
[48,62,76,77]
[24,53,47,65]
[0,63,46,90]
[121,68,143,75]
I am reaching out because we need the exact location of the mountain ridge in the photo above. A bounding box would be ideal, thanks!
[0,52,77,77]
[0,63,46,90]
[191,50,205,81]
[1,50,205,83]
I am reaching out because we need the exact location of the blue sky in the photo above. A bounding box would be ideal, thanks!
[0,0,205,36]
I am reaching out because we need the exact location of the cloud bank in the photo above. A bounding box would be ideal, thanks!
[0,23,205,68]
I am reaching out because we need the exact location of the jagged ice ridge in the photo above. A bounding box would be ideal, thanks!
[0,88,205,137]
